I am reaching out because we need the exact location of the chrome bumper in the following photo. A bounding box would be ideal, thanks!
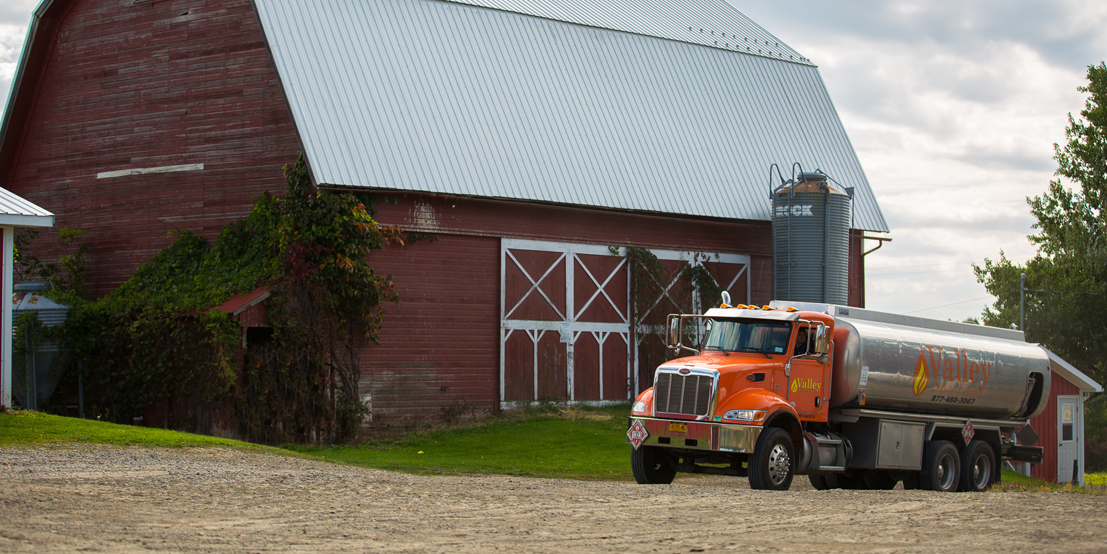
[627,417,762,454]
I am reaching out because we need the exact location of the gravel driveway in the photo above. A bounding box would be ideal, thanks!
[1,445,1105,553]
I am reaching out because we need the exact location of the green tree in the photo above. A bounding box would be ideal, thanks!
[974,62,1107,470]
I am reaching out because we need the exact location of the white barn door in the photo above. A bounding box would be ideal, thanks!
[499,240,751,407]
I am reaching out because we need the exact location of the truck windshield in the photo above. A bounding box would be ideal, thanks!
[703,319,792,355]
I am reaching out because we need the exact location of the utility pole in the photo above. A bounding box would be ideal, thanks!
[1019,273,1026,332]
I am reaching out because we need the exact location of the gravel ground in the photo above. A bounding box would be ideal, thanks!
[1,445,1105,553]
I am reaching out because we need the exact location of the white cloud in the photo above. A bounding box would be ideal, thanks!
[0,0,34,113]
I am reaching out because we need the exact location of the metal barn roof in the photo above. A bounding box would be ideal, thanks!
[254,0,889,232]
[445,0,813,65]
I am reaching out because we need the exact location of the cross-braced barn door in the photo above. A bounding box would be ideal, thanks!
[630,250,751,396]
[501,240,631,406]
[500,240,750,407]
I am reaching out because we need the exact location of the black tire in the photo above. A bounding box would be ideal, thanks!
[921,440,960,492]
[902,473,921,490]
[832,471,867,490]
[862,470,899,490]
[630,446,676,484]
[808,475,831,490]
[748,427,794,491]
[958,440,996,492]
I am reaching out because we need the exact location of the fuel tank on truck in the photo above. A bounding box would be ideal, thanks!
[772,302,1051,420]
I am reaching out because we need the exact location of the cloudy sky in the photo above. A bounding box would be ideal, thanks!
[728,0,1107,322]
[2,1,1105,323]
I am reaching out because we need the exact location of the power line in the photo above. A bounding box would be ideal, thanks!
[1026,288,1106,296]
[902,296,993,315]
[867,257,1030,272]
[867,268,973,277]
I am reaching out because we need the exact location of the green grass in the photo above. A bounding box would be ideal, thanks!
[1086,472,1107,486]
[995,468,1106,494]
[0,409,277,451]
[283,404,634,481]
[6,406,1099,490]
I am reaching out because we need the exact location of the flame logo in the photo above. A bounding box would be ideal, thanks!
[912,351,929,396]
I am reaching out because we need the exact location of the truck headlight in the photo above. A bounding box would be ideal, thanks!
[722,409,766,422]
[632,401,647,414]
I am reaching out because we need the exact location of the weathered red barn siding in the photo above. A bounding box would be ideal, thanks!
[367,192,780,300]
[4,0,299,295]
[1028,372,1080,482]
[361,235,501,424]
[848,229,865,307]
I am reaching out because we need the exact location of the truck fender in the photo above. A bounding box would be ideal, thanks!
[715,388,794,418]
[762,408,803,456]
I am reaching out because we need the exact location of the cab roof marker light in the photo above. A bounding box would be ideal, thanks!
[762,305,772,310]
[786,307,797,312]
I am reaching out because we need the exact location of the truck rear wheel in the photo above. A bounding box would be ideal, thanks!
[748,427,794,491]
[958,440,995,492]
[631,446,676,484]
[921,440,960,492]
[862,470,898,490]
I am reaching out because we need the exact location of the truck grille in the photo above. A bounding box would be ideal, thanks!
[654,372,714,416]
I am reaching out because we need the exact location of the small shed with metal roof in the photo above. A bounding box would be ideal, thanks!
[1023,350,1103,484]
[0,188,54,409]
[0,0,888,424]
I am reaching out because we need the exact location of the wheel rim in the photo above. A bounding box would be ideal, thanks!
[767,443,791,485]
[937,453,957,490]
[972,456,991,489]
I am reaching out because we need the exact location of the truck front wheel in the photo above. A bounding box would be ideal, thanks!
[631,446,676,484]
[921,440,960,492]
[748,427,794,491]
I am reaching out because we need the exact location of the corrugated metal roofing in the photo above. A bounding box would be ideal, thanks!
[444,0,814,66]
[0,187,53,227]
[253,0,889,232]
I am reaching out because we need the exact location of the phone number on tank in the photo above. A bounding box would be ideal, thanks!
[931,395,976,405]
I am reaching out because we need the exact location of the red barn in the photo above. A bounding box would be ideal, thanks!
[0,0,891,424]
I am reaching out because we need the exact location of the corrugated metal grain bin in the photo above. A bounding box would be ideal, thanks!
[12,282,72,410]
[772,173,851,304]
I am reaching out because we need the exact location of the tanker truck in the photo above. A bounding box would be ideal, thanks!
[626,297,1050,492]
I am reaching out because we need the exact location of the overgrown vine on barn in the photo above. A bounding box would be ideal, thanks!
[609,246,728,372]
[609,246,727,325]
[48,154,408,444]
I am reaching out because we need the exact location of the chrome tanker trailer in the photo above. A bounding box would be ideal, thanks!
[627,298,1050,492]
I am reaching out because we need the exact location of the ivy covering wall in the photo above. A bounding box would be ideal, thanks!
[23,156,406,444]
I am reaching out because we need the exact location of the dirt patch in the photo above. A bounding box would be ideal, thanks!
[1,445,1105,553]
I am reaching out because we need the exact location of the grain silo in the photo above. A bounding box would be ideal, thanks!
[772,172,852,304]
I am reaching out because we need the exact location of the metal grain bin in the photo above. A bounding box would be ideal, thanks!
[12,282,72,410]
[772,173,851,304]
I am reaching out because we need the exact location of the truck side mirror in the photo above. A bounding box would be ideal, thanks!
[814,325,830,355]
[666,316,680,348]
